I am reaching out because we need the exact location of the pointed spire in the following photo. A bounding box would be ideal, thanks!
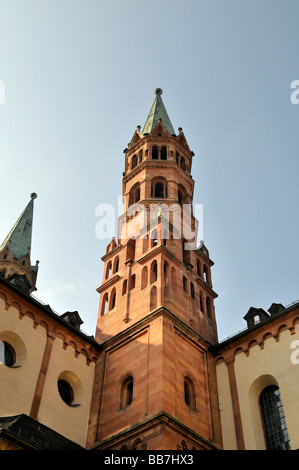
[0,193,37,260]
[142,88,175,135]
[0,193,39,294]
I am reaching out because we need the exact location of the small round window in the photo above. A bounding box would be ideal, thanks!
[0,331,26,368]
[57,371,83,407]
[57,379,74,406]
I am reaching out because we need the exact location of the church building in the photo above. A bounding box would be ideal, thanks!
[0,89,298,451]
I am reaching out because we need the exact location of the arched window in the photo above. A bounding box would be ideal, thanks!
[190,282,195,299]
[161,146,167,160]
[129,274,136,291]
[206,297,212,317]
[120,376,134,409]
[180,157,186,171]
[259,386,291,450]
[184,377,196,410]
[141,266,148,290]
[105,261,112,279]
[113,256,119,274]
[0,334,26,369]
[151,179,167,199]
[154,182,164,198]
[110,288,116,310]
[150,286,157,310]
[132,154,138,169]
[150,260,158,283]
[101,293,108,316]
[129,183,141,206]
[152,145,158,159]
[122,279,127,295]
[183,276,188,292]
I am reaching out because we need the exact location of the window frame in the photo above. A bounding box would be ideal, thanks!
[120,375,134,409]
[259,385,291,450]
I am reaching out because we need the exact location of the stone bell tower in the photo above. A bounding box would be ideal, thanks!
[87,89,222,451]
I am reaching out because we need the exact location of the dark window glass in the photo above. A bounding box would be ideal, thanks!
[110,291,116,309]
[161,146,167,160]
[184,380,191,406]
[127,380,133,405]
[260,385,291,450]
[154,183,164,198]
[121,376,134,408]
[132,155,138,169]
[58,379,74,405]
[184,377,196,410]
[3,342,15,367]
[152,146,158,159]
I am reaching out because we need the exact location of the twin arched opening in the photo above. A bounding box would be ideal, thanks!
[151,145,167,160]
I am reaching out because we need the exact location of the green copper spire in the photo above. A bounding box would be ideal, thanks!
[142,88,175,135]
[0,193,37,260]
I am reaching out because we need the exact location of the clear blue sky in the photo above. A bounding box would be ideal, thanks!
[0,0,298,340]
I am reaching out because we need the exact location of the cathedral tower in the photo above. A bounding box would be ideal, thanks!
[87,90,222,450]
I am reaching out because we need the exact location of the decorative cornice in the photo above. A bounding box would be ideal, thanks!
[99,305,213,353]
[101,244,123,262]
[196,277,218,299]
[123,159,194,185]
[136,244,181,267]
[0,277,101,356]
[92,411,219,450]
[96,274,121,293]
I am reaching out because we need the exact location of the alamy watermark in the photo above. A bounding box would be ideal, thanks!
[290,340,299,365]
[290,80,299,105]
[95,197,204,250]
